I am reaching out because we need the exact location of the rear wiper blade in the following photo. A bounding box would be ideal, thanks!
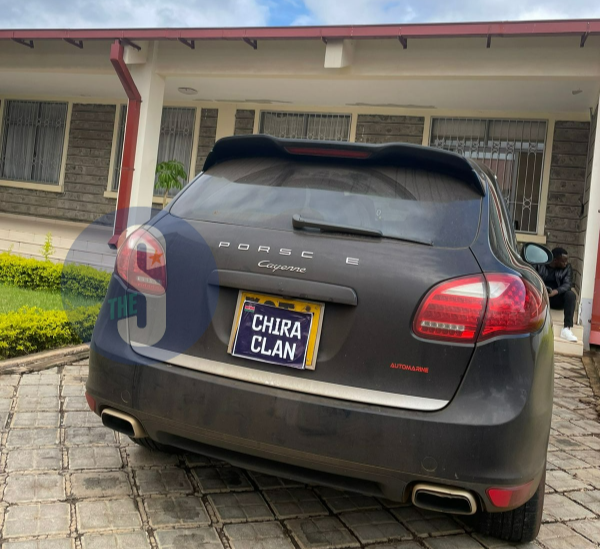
[292,214,432,246]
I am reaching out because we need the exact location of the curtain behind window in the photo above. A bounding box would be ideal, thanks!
[1,100,67,185]
[156,107,195,196]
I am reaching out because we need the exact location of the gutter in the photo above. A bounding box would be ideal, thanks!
[108,39,141,248]
[1,19,598,46]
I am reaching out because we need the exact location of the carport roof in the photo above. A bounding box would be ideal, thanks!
[1,18,600,48]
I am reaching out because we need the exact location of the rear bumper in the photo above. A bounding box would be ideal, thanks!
[88,323,553,512]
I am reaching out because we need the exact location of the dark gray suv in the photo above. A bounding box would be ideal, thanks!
[87,135,554,543]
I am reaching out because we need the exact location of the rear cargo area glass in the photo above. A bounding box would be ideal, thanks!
[171,157,482,248]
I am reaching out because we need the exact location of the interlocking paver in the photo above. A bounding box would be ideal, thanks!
[3,502,70,538]
[11,411,60,428]
[76,497,142,532]
[81,531,151,549]
[126,445,179,467]
[543,493,596,522]
[340,509,412,544]
[135,467,192,495]
[0,353,597,548]
[6,427,60,448]
[69,446,122,469]
[4,473,65,503]
[192,466,253,493]
[225,521,295,549]
[286,516,360,549]
[144,495,210,527]
[2,539,75,549]
[316,487,381,513]
[154,527,224,548]
[209,491,274,523]
[7,447,62,471]
[248,471,303,490]
[70,471,132,498]
[63,411,102,427]
[423,535,485,548]
[263,487,328,519]
[65,426,116,446]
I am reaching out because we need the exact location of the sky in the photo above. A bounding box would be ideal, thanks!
[2,0,600,29]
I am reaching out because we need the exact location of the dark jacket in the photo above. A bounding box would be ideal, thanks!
[535,263,572,295]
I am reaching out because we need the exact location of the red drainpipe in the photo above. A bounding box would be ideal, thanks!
[108,39,142,248]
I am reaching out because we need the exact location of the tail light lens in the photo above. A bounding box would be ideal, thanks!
[413,273,545,343]
[115,227,167,296]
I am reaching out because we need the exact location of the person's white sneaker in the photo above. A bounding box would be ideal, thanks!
[560,327,578,342]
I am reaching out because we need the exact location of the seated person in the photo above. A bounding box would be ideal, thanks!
[535,247,577,342]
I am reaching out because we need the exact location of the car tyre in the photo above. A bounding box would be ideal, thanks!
[474,469,545,543]
[129,436,175,453]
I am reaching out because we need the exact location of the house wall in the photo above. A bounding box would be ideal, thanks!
[0,102,117,224]
[354,115,425,144]
[545,120,592,291]
[234,110,256,136]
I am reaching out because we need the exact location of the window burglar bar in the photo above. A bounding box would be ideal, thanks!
[260,111,351,142]
[112,106,196,196]
[430,117,547,234]
[0,100,68,185]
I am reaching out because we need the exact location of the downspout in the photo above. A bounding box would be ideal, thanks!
[108,39,142,248]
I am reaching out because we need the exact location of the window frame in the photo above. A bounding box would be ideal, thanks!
[427,115,552,239]
[0,98,72,193]
[259,110,352,142]
[105,103,200,204]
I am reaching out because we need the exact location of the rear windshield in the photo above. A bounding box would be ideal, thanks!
[171,157,482,248]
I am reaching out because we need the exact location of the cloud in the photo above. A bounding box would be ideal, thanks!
[0,0,270,28]
[297,0,600,25]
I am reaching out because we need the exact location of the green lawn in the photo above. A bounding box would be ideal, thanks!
[0,283,100,314]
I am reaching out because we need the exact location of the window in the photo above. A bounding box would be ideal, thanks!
[260,111,351,142]
[430,118,547,234]
[0,100,68,185]
[112,106,196,196]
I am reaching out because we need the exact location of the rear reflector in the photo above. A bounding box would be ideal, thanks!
[413,273,545,343]
[115,227,167,296]
[85,392,96,413]
[284,146,371,159]
[487,480,535,508]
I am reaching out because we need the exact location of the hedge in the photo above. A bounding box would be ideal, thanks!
[0,305,101,360]
[0,252,111,300]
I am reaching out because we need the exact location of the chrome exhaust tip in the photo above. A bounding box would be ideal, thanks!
[101,408,147,439]
[412,483,477,516]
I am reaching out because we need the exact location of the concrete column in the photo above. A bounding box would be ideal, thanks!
[579,101,600,347]
[215,105,236,140]
[127,41,164,225]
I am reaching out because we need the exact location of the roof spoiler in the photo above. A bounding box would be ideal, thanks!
[203,134,486,196]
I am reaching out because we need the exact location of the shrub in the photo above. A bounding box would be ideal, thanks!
[0,304,101,359]
[0,253,111,300]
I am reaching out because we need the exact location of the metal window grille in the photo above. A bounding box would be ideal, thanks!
[260,111,351,142]
[112,106,196,196]
[0,100,68,185]
[430,117,547,234]
[111,104,127,191]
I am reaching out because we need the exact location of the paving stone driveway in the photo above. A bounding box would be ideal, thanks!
[0,355,599,549]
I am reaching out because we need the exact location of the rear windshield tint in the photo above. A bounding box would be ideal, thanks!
[171,157,482,248]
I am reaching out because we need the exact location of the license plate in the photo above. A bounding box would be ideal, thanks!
[228,291,325,370]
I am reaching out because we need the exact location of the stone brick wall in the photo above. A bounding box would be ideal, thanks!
[0,103,117,224]
[354,115,425,144]
[234,110,255,136]
[578,107,597,288]
[545,120,592,291]
[194,108,218,175]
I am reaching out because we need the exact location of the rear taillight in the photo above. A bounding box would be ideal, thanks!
[413,273,545,343]
[115,227,167,296]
